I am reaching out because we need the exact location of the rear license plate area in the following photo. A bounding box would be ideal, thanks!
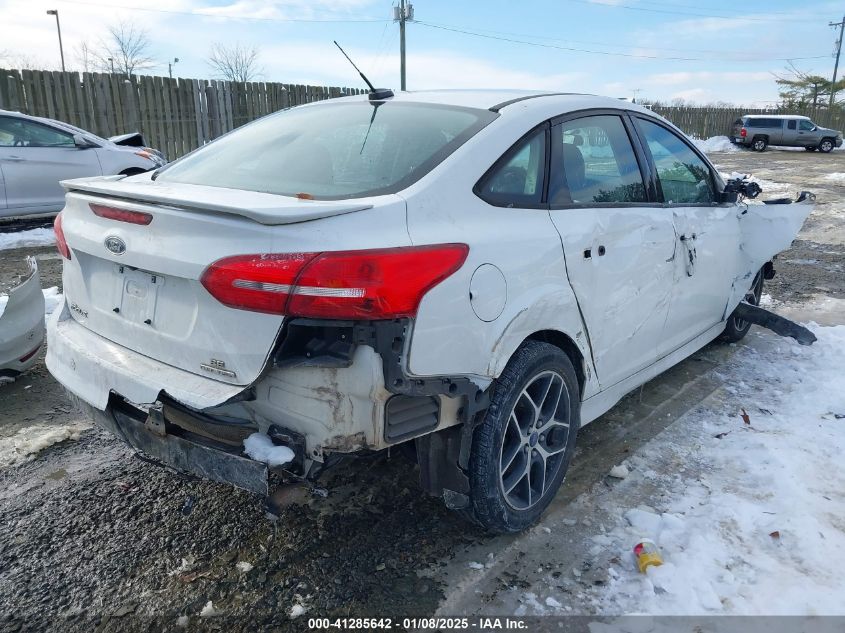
[113,266,162,326]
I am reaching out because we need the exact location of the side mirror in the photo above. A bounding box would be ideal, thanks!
[73,134,94,149]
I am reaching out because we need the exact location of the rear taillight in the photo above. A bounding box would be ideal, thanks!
[201,244,469,319]
[90,203,153,225]
[54,212,71,260]
[740,127,747,138]
[19,343,41,363]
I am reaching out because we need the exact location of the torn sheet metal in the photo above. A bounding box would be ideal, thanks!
[0,258,45,377]
[732,303,817,346]
[725,197,814,317]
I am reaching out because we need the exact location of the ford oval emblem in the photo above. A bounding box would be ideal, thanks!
[104,236,126,255]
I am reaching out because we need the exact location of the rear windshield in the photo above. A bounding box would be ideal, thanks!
[158,101,497,199]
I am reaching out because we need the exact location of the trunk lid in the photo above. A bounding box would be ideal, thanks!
[58,181,401,389]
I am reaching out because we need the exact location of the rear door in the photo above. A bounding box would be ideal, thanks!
[632,117,739,355]
[782,118,801,146]
[548,112,675,389]
[0,115,102,211]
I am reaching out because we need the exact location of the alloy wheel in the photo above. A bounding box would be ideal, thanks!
[498,370,571,510]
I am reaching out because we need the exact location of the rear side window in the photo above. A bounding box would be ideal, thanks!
[159,102,496,200]
[787,120,797,130]
[636,119,715,205]
[476,127,547,207]
[549,115,646,205]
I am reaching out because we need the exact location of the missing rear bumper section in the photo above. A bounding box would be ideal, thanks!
[74,395,310,496]
[733,303,817,346]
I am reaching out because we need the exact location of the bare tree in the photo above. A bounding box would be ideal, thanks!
[207,43,262,82]
[0,51,49,70]
[93,22,155,77]
[74,42,96,73]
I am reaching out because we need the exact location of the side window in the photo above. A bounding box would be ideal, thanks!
[476,127,546,207]
[2,119,74,148]
[636,119,715,205]
[549,115,646,205]
[799,120,815,131]
[787,120,797,130]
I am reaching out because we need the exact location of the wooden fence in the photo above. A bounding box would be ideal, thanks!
[649,105,845,140]
[0,68,363,159]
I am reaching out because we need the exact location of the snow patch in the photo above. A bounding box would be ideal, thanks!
[691,136,739,154]
[0,421,92,468]
[243,433,294,467]
[823,172,845,183]
[236,561,253,573]
[289,603,307,619]
[0,228,56,251]
[608,464,629,479]
[198,601,219,618]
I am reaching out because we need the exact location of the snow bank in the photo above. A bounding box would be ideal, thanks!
[0,228,56,251]
[0,421,92,468]
[589,325,845,615]
[243,433,294,466]
[691,136,739,154]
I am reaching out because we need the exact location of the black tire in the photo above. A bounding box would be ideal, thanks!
[465,341,580,533]
[751,136,768,152]
[819,138,834,153]
[720,270,764,343]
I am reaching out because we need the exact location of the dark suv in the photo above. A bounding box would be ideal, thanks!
[731,115,842,152]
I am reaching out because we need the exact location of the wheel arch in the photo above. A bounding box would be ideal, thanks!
[524,330,587,399]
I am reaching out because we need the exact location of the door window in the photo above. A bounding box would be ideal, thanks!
[787,120,797,130]
[476,127,546,207]
[799,120,815,131]
[0,117,74,147]
[636,119,715,205]
[549,115,646,205]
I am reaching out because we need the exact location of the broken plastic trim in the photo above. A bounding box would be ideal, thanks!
[274,318,491,427]
[733,303,817,346]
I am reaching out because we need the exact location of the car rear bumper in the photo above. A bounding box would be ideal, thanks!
[73,394,271,495]
[0,258,45,376]
[46,301,246,411]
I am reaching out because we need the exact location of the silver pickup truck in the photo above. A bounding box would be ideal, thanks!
[731,114,843,152]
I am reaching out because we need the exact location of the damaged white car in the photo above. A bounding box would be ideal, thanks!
[46,91,814,532]
[1,258,45,378]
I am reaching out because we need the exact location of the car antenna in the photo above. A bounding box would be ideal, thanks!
[333,41,394,101]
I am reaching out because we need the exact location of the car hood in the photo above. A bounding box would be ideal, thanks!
[61,175,376,226]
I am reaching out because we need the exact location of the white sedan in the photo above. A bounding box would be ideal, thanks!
[46,90,811,532]
[0,110,166,219]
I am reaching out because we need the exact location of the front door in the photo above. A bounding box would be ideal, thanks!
[632,117,740,355]
[548,113,675,389]
[0,116,102,212]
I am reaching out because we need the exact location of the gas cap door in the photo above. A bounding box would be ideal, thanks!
[469,264,507,322]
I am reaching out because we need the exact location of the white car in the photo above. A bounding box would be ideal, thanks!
[46,90,811,532]
[0,110,166,219]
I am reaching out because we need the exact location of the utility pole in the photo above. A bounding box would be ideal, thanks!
[168,57,179,80]
[830,15,845,108]
[46,10,65,71]
[394,1,413,91]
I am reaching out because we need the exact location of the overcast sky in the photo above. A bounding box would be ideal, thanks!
[1,0,843,106]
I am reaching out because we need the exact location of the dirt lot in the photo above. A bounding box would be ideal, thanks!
[0,148,843,632]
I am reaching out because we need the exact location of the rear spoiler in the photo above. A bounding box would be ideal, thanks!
[60,176,374,226]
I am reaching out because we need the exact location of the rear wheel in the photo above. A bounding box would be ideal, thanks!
[819,138,834,153]
[465,341,579,533]
[720,270,763,343]
[751,137,768,152]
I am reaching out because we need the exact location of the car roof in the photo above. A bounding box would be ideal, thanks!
[329,89,655,116]
[742,114,811,120]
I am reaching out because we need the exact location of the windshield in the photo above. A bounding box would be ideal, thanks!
[157,101,497,199]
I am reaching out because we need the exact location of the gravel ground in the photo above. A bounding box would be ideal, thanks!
[0,147,843,631]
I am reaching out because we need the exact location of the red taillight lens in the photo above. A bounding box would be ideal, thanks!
[90,203,153,225]
[201,244,469,319]
[740,127,747,138]
[19,343,42,363]
[54,212,71,260]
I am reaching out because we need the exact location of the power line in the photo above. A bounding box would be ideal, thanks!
[56,0,390,23]
[562,0,829,23]
[414,21,830,63]
[421,21,825,57]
